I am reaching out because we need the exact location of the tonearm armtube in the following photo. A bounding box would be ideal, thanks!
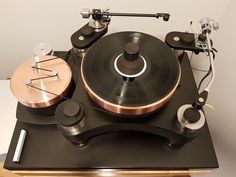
[71,8,170,52]
[176,17,219,133]
[81,8,170,21]
[192,17,219,109]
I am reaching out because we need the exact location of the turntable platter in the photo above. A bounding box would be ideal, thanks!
[81,32,181,116]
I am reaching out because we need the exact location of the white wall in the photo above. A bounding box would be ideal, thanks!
[0,0,230,78]
[202,0,236,176]
[1,0,236,176]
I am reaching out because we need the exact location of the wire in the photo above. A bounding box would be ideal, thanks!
[27,50,112,115]
[197,67,212,90]
[189,51,209,72]
[26,82,112,115]
[35,56,61,64]
[66,52,80,82]
[197,49,216,91]
[26,84,70,100]
[189,51,194,62]
[31,66,53,72]
[29,74,58,82]
[64,49,72,62]
[190,21,193,33]
[189,38,216,91]
[192,67,209,72]
[53,49,81,83]
[200,43,208,56]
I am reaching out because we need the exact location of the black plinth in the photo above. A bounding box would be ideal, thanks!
[4,52,218,170]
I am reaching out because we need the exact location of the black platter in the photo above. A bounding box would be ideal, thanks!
[81,32,180,116]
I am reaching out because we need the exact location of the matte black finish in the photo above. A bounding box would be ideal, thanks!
[198,34,207,42]
[165,31,204,53]
[82,32,180,107]
[180,32,194,45]
[4,52,218,170]
[193,90,208,110]
[81,26,94,37]
[116,42,145,76]
[184,108,201,123]
[117,55,144,76]
[71,23,108,49]
[63,101,80,117]
[124,42,140,61]
[55,100,84,127]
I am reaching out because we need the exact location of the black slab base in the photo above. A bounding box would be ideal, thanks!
[4,52,218,170]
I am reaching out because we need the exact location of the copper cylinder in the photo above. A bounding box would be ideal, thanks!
[10,55,72,108]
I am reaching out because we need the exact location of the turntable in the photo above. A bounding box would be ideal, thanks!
[4,9,218,177]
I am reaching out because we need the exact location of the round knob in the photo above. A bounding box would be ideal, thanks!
[183,107,201,123]
[115,42,146,77]
[63,100,81,117]
[81,8,91,18]
[124,42,140,61]
[55,100,84,127]
[176,104,205,133]
[198,34,207,42]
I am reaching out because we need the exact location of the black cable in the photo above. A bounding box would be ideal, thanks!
[197,67,212,90]
[197,51,216,90]
[64,49,72,62]
[189,46,216,91]
[72,55,79,82]
[65,51,80,82]
[190,51,208,72]
[189,51,193,62]
[54,49,80,83]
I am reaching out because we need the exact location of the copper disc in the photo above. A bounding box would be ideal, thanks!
[81,32,181,116]
[10,55,72,108]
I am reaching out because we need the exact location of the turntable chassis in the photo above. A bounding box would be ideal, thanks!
[3,52,218,176]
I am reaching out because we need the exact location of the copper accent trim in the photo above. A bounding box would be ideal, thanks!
[10,56,72,108]
[11,169,210,177]
[81,58,181,116]
[0,162,210,177]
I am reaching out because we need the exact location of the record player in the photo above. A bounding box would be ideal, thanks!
[4,8,219,176]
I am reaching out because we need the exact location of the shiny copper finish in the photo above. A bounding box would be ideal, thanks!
[12,169,209,177]
[81,58,181,116]
[10,56,72,108]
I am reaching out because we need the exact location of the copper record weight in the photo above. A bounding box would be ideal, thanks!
[10,55,72,108]
[81,32,181,116]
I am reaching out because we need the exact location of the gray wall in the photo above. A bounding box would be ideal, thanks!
[0,0,235,176]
